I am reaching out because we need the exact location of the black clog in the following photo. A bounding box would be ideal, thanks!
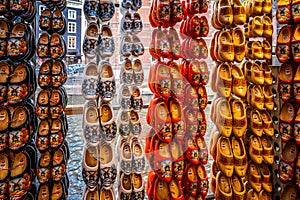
[51,9,66,35]
[37,33,50,59]
[39,9,52,33]
[38,60,52,89]
[0,19,11,60]
[50,33,66,60]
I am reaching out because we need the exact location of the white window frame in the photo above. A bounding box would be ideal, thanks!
[68,36,76,50]
[68,10,76,20]
[68,22,76,33]
[39,5,46,15]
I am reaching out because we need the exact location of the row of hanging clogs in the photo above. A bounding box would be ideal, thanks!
[118,1,146,198]
[275,1,299,199]
[82,0,117,199]
[0,0,38,198]
[36,1,69,199]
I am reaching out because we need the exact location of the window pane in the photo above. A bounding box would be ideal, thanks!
[68,36,76,49]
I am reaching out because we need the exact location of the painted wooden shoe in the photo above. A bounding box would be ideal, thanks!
[231,64,246,98]
[261,61,272,85]
[197,164,208,197]
[248,85,264,111]
[276,26,292,63]
[217,31,234,62]
[232,28,246,62]
[232,174,246,199]
[154,140,173,182]
[260,162,272,193]
[216,62,232,98]
[169,138,185,181]
[210,161,219,194]
[247,188,259,200]
[231,98,247,137]
[279,141,298,183]
[82,143,99,189]
[278,63,293,102]
[260,110,274,137]
[184,164,198,196]
[218,0,233,27]
[196,135,208,165]
[216,97,232,138]
[276,0,291,23]
[231,136,247,177]
[153,176,170,200]
[249,135,263,164]
[248,161,262,192]
[292,24,300,62]
[279,102,295,143]
[168,178,184,200]
[215,171,232,199]
[259,190,271,200]
[216,136,234,177]
[262,16,273,38]
[263,85,274,111]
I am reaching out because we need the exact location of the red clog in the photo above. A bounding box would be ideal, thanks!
[184,164,198,196]
[276,26,292,63]
[168,28,181,60]
[197,85,208,110]
[149,28,160,59]
[169,138,185,181]
[154,140,173,182]
[185,136,200,165]
[197,164,208,197]
[149,0,161,27]
[169,98,185,139]
[169,61,185,102]
[187,0,200,16]
[155,29,171,58]
[187,59,201,86]
[199,16,209,37]
[154,100,173,143]
[170,0,184,25]
[199,60,209,85]
[157,0,171,28]
[184,85,200,110]
[155,61,172,98]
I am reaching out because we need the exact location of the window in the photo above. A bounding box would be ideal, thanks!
[68,10,76,20]
[68,22,76,33]
[68,36,76,49]
[39,5,46,15]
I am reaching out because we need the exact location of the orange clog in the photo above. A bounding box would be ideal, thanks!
[216,136,234,177]
[231,136,248,177]
[215,171,233,199]
[261,135,274,165]
[217,31,234,62]
[249,135,263,164]
[216,98,233,138]
[276,0,291,24]
[231,64,247,98]
[292,24,300,62]
[276,26,292,63]
[232,28,246,62]
[231,98,247,137]
[216,62,232,98]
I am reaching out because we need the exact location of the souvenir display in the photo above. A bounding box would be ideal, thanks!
[118,1,145,199]
[0,0,38,199]
[82,0,117,199]
[0,0,294,198]
[276,0,300,198]
[36,0,70,199]
[145,0,209,199]
[209,0,276,199]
